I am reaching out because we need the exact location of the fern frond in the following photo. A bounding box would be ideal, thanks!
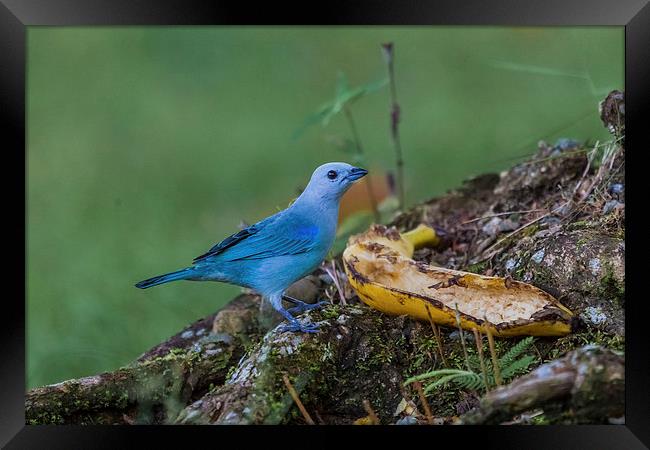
[423,373,470,393]
[499,336,535,368]
[500,354,537,379]
[404,369,473,385]
[452,372,483,390]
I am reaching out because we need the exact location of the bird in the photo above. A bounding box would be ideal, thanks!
[135,162,368,333]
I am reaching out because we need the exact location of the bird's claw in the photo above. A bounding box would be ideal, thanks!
[287,300,329,315]
[277,320,320,334]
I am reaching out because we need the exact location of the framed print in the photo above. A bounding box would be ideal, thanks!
[2,0,648,447]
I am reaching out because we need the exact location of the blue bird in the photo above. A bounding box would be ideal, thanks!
[135,162,368,333]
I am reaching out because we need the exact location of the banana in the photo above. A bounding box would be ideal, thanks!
[342,224,573,337]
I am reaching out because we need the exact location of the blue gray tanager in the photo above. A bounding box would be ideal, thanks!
[135,162,368,333]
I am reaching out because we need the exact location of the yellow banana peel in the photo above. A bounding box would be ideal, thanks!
[342,224,573,337]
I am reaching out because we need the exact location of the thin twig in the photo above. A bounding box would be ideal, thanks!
[577,142,623,206]
[343,106,380,221]
[480,200,571,258]
[460,209,546,225]
[454,303,472,373]
[382,43,405,210]
[413,381,434,424]
[518,148,590,166]
[313,410,326,425]
[572,141,598,200]
[424,304,447,366]
[473,328,490,392]
[462,227,479,269]
[324,259,347,305]
[484,322,502,386]
[282,374,315,425]
[362,399,380,425]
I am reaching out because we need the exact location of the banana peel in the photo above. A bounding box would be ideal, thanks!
[342,224,573,337]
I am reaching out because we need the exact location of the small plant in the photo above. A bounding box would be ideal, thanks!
[404,336,538,394]
[293,71,387,221]
[381,42,406,211]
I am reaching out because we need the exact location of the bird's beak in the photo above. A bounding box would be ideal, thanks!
[347,167,368,181]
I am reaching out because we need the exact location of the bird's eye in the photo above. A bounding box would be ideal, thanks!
[327,170,338,180]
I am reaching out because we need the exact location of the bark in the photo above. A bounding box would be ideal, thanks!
[26,294,260,425]
[176,307,437,424]
[459,346,624,425]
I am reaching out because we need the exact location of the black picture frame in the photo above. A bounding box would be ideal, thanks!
[2,1,647,447]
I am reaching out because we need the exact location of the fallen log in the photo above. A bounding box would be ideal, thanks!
[459,345,624,425]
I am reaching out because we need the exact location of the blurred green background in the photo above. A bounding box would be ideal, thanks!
[27,27,623,388]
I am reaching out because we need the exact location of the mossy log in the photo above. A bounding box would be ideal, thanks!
[25,294,260,425]
[176,306,441,424]
[25,92,625,425]
[459,345,624,425]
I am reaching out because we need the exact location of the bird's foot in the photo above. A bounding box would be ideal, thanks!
[287,300,329,315]
[277,319,320,334]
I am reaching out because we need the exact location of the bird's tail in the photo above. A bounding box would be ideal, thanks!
[135,268,195,289]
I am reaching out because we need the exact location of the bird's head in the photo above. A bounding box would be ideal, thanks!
[302,162,368,202]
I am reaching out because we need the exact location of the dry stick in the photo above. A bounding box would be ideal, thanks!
[343,106,380,222]
[382,43,405,211]
[460,209,546,225]
[518,147,590,166]
[362,400,380,425]
[326,259,347,306]
[453,303,472,373]
[282,374,315,425]
[578,143,622,205]
[480,212,551,258]
[483,321,502,386]
[571,141,599,200]
[424,304,447,366]
[597,159,625,202]
[313,410,326,425]
[462,227,479,269]
[413,381,434,425]
[472,328,490,392]
[480,200,571,259]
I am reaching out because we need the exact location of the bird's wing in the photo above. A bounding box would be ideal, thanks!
[192,213,319,263]
[192,222,263,263]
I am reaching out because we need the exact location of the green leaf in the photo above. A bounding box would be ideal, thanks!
[292,72,388,140]
[335,71,349,100]
[337,77,388,108]
[291,105,333,141]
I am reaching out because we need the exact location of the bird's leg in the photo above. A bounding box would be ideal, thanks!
[282,294,329,315]
[270,294,320,333]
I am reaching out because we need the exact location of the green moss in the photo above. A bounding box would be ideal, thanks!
[406,336,439,375]
[531,413,550,425]
[319,304,341,320]
[27,409,65,425]
[567,220,591,230]
[576,237,588,248]
[531,264,556,287]
[543,329,624,361]
[596,262,624,306]
[465,261,488,274]
[521,223,541,238]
